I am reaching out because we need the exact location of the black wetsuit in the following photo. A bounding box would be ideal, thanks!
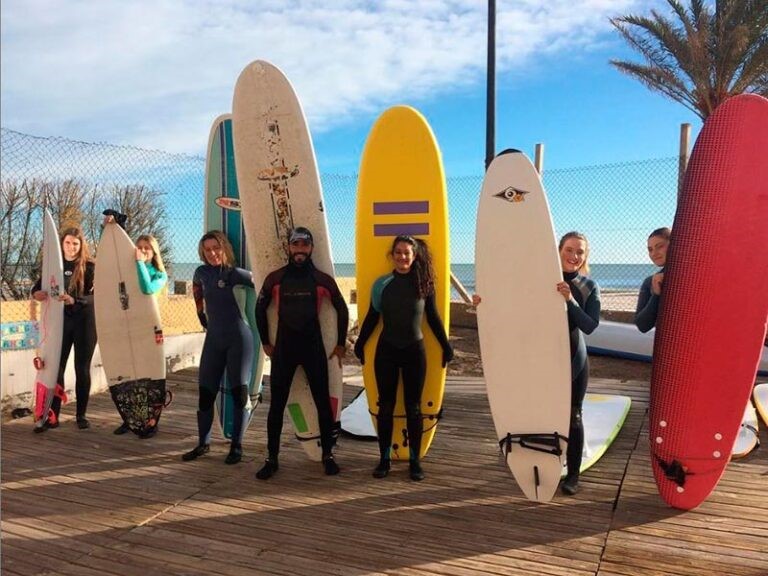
[193,264,255,446]
[563,271,601,479]
[355,269,452,463]
[255,260,349,459]
[634,269,663,333]
[34,260,97,423]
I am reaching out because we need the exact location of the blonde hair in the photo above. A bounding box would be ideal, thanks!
[198,230,235,267]
[558,231,590,276]
[59,226,92,296]
[137,234,166,272]
[137,234,168,295]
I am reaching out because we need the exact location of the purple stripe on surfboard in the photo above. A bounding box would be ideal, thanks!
[373,201,429,215]
[373,223,430,237]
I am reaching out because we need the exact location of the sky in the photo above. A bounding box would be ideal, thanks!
[1,0,704,267]
[1,0,702,174]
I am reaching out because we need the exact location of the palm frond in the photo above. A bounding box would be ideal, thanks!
[610,0,768,118]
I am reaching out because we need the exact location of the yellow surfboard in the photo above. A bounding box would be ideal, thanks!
[355,105,450,460]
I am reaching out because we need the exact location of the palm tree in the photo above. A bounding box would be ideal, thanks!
[610,0,768,119]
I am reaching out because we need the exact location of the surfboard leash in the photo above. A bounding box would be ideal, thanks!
[498,432,568,458]
[653,451,731,487]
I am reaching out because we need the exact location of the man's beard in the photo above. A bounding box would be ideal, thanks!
[291,253,310,266]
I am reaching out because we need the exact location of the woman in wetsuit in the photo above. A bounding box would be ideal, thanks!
[556,231,601,495]
[182,231,255,465]
[32,225,97,431]
[112,230,168,437]
[354,235,453,481]
[634,227,671,333]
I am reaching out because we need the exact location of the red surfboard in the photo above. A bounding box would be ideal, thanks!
[650,94,768,509]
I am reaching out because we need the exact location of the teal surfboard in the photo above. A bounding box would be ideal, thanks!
[204,114,265,439]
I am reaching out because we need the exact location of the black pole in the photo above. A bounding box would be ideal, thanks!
[485,0,496,171]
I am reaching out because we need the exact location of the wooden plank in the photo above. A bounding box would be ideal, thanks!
[3,368,767,576]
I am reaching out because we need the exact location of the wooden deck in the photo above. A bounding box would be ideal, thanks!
[2,370,767,576]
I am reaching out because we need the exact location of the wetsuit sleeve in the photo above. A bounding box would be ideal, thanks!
[425,294,453,363]
[192,266,207,329]
[255,272,276,345]
[566,281,601,335]
[355,304,380,356]
[328,278,349,347]
[230,267,255,289]
[634,276,659,333]
[136,261,167,295]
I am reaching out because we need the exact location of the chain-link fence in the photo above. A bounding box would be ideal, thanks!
[1,127,678,340]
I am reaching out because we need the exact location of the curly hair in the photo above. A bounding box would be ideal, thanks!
[390,235,436,299]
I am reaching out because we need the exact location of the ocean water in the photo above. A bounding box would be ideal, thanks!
[169,262,658,296]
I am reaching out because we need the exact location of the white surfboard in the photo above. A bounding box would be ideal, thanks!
[94,224,167,434]
[232,60,343,461]
[586,320,655,362]
[732,400,759,458]
[587,321,768,377]
[755,383,768,426]
[561,394,631,476]
[341,388,377,439]
[476,150,571,502]
[33,209,64,428]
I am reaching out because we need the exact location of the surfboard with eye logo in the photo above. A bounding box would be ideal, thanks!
[475,149,571,502]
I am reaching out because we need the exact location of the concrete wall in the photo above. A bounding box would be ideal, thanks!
[0,332,205,413]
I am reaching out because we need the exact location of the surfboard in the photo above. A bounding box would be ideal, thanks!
[586,320,655,363]
[586,321,768,377]
[754,383,768,427]
[355,105,450,461]
[33,209,64,429]
[649,93,768,510]
[340,387,377,439]
[559,394,631,476]
[94,223,167,436]
[204,113,265,440]
[476,149,571,502]
[731,400,759,459]
[232,60,343,461]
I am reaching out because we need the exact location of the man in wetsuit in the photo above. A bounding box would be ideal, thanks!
[254,227,349,479]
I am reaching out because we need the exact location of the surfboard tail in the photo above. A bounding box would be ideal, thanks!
[34,382,66,426]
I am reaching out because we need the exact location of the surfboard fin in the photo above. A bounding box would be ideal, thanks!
[33,382,48,422]
[656,457,688,487]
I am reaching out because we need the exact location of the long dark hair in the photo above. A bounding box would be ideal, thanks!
[60,226,92,296]
[391,235,436,299]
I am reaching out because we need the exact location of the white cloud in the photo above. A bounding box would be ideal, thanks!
[1,0,640,153]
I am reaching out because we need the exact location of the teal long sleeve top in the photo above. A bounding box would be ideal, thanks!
[136,261,167,295]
